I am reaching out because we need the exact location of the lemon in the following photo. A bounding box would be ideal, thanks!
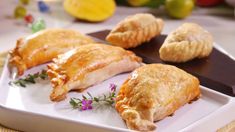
[165,0,194,19]
[127,0,150,6]
[63,0,116,22]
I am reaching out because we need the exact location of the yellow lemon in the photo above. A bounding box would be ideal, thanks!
[63,0,116,22]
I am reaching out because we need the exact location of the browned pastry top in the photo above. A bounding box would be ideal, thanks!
[9,28,94,75]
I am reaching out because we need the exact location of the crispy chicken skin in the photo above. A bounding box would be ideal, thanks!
[9,28,94,75]
[47,43,142,102]
[115,64,200,131]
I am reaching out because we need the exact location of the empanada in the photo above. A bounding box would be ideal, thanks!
[115,64,200,131]
[159,23,213,62]
[47,44,142,102]
[9,28,94,75]
[106,13,164,49]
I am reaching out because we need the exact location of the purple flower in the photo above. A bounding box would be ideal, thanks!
[110,83,116,92]
[81,99,92,111]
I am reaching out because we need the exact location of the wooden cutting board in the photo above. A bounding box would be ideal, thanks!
[89,30,235,97]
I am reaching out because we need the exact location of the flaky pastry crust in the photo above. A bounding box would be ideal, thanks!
[9,28,94,75]
[106,13,164,49]
[115,64,200,131]
[159,23,213,62]
[47,43,142,102]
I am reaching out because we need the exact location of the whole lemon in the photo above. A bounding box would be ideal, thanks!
[165,0,194,19]
[63,0,116,22]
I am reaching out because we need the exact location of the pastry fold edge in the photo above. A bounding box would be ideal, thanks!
[115,80,157,131]
[47,44,143,102]
[106,14,164,49]
[9,38,27,76]
[47,62,69,102]
[115,64,201,131]
[159,23,213,63]
[9,28,94,76]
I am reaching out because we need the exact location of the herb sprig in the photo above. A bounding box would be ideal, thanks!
[70,83,117,111]
[9,69,48,87]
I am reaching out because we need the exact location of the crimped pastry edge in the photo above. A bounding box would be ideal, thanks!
[47,60,69,102]
[9,38,27,76]
[115,64,201,131]
[106,16,164,49]
[159,23,213,63]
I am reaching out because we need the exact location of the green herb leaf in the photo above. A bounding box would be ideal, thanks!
[76,98,82,102]
[82,95,87,99]
[87,92,93,99]
[94,97,99,102]
[18,80,26,87]
[70,98,79,109]
[111,92,115,97]
[9,69,48,87]
[103,94,106,100]
[39,70,47,80]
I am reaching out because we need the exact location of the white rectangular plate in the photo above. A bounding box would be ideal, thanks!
[0,59,235,132]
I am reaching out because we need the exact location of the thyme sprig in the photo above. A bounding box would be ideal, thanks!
[70,83,117,111]
[9,69,48,87]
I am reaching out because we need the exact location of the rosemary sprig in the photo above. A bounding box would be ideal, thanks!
[9,69,48,87]
[70,83,117,111]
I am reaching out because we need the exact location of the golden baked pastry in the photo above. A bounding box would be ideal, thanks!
[159,23,213,62]
[106,13,164,49]
[47,43,142,102]
[9,28,94,76]
[115,64,200,131]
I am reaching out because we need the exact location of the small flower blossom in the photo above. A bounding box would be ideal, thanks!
[70,83,118,111]
[81,99,92,110]
[110,83,116,92]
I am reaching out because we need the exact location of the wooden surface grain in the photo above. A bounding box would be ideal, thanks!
[217,120,235,132]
